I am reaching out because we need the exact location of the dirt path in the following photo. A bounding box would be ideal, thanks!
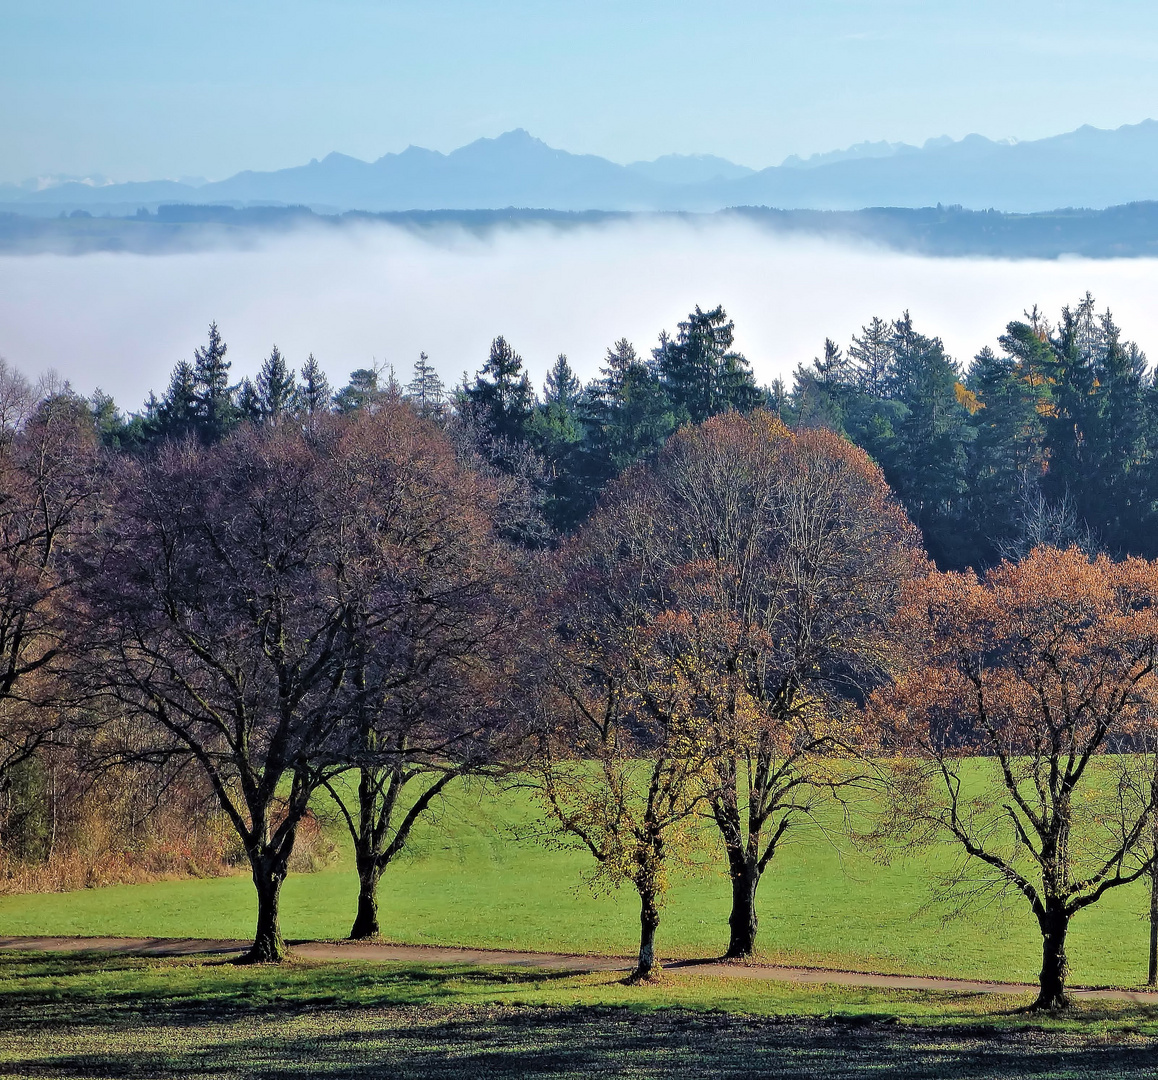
[3,934,1157,1003]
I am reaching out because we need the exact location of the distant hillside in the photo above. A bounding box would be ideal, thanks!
[8,201,1158,259]
[5,121,1158,214]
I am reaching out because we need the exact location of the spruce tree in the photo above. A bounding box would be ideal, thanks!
[236,378,262,423]
[543,354,581,407]
[603,338,637,389]
[156,360,199,441]
[849,316,894,394]
[405,352,445,417]
[533,356,583,455]
[299,354,332,414]
[655,305,759,423]
[256,345,300,422]
[790,361,845,432]
[464,336,536,445]
[880,313,974,568]
[530,355,586,532]
[963,343,1048,562]
[815,338,851,386]
[192,321,237,443]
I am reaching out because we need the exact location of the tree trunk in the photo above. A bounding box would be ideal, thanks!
[630,888,661,982]
[1149,864,1158,987]
[725,856,761,959]
[1036,904,1070,1010]
[350,855,382,940]
[243,855,288,964]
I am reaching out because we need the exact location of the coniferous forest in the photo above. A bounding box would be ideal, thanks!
[93,292,1158,570]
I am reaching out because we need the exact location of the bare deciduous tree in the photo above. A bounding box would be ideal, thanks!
[78,424,355,962]
[316,407,521,940]
[0,388,101,848]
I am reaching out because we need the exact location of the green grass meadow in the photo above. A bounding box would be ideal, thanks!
[4,953,1158,1079]
[0,779,1154,989]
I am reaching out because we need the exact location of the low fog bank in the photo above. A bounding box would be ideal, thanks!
[4,217,1158,409]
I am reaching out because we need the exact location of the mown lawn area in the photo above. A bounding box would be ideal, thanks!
[0,781,1154,989]
[3,952,1158,1079]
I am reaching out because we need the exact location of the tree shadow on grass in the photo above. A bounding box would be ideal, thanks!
[7,1002,1158,1079]
[0,954,581,1035]
[5,956,1158,1078]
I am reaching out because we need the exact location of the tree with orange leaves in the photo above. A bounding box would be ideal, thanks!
[628,412,925,958]
[874,546,1158,1009]
[537,410,925,966]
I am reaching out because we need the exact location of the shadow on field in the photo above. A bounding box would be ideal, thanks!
[8,1005,1158,1079]
[0,952,579,1032]
[4,955,1158,1079]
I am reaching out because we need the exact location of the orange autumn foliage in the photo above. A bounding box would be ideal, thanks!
[874,545,1158,1008]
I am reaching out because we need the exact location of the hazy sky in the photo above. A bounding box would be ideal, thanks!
[4,221,1158,408]
[6,0,1158,183]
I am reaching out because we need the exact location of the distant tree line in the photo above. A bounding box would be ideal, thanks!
[4,293,1158,1010]
[88,293,1158,574]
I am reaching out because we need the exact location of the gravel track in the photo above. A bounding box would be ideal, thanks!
[4,934,1158,1002]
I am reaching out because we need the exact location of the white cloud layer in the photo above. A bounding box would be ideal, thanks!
[3,218,1158,410]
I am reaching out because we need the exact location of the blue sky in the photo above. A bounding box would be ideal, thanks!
[6,0,1158,183]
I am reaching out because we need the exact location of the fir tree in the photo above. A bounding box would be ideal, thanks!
[299,354,332,414]
[405,352,445,417]
[156,360,199,441]
[464,336,536,445]
[192,321,237,443]
[256,345,299,421]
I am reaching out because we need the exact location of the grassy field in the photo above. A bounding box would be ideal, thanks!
[0,780,1154,988]
[3,952,1158,1079]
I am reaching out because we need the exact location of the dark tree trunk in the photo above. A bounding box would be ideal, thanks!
[631,888,661,982]
[350,855,382,940]
[243,854,288,963]
[725,855,761,959]
[1149,864,1158,987]
[1036,903,1070,1010]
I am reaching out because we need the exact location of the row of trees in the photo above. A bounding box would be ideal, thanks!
[0,385,521,960]
[6,298,1158,1010]
[8,393,925,973]
[97,293,1158,575]
[535,411,1158,1009]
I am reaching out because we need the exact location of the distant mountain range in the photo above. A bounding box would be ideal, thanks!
[8,121,1158,215]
